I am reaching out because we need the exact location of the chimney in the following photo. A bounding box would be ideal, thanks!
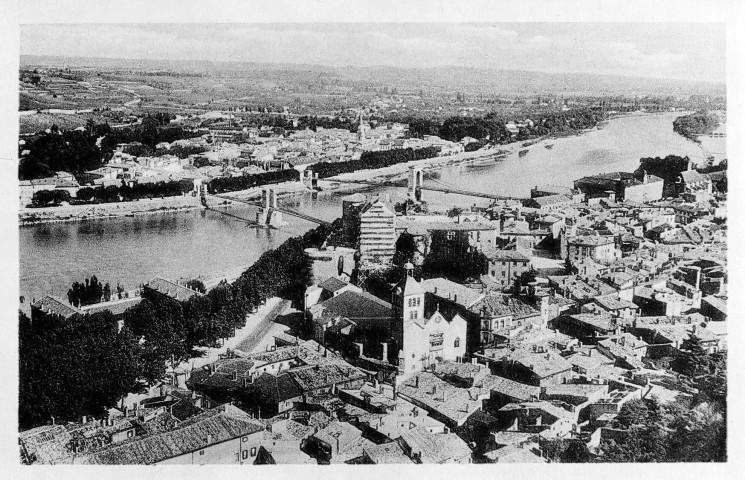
[414,375,419,388]
[643,170,650,184]
[206,434,213,445]
[381,342,389,362]
[355,342,364,358]
[82,415,87,424]
[123,406,128,418]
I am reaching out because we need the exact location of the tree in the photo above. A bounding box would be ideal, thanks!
[185,279,207,294]
[672,333,713,378]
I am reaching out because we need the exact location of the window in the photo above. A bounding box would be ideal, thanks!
[413,311,418,319]
[199,450,205,456]
[408,298,413,308]
[242,450,249,460]
[454,338,460,348]
[127,430,134,438]
[250,447,257,457]
[242,436,249,442]
[416,297,421,307]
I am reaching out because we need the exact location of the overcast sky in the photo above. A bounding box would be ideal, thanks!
[21,23,725,83]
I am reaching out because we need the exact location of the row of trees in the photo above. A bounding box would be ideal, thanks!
[76,180,193,203]
[207,169,299,194]
[67,276,115,307]
[404,108,602,143]
[19,220,339,430]
[312,146,441,179]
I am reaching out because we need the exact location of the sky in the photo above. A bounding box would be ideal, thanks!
[20,23,726,83]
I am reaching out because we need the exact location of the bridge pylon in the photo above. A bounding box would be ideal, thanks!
[408,166,424,202]
[256,188,285,227]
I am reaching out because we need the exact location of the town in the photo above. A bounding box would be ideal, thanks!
[21,139,727,463]
[17,22,728,467]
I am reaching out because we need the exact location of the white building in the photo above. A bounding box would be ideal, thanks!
[398,275,467,377]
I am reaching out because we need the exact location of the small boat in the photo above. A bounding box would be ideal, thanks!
[596,120,609,130]
[544,144,554,149]
[519,149,529,157]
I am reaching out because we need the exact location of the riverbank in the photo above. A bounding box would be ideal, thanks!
[19,195,203,226]
[16,116,622,226]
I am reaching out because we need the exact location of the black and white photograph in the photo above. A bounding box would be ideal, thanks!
[3,0,743,473]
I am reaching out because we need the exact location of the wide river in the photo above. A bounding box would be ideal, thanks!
[20,112,710,304]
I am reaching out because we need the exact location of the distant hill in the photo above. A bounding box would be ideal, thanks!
[21,54,726,98]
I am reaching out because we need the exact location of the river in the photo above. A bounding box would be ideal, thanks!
[19,112,709,304]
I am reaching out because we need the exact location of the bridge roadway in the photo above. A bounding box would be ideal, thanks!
[204,193,331,226]
[323,177,527,201]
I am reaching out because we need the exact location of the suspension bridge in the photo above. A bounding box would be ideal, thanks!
[324,167,527,202]
[201,189,330,228]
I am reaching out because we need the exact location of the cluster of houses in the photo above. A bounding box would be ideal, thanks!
[22,158,726,464]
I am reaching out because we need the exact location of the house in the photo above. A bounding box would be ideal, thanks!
[308,421,374,464]
[398,426,472,464]
[396,372,487,428]
[483,249,531,289]
[480,346,574,387]
[497,401,576,439]
[584,294,639,321]
[77,404,265,465]
[558,312,617,342]
[31,295,82,323]
[361,442,415,464]
[308,288,393,350]
[484,444,546,463]
[596,334,648,370]
[143,277,204,302]
[566,235,617,265]
[701,295,727,321]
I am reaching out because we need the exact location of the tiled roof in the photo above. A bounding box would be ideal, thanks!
[421,278,484,308]
[397,372,486,425]
[79,404,264,465]
[318,277,349,293]
[80,297,143,316]
[591,294,639,311]
[483,249,531,262]
[400,426,472,464]
[563,312,616,333]
[479,375,540,401]
[145,277,203,302]
[287,363,366,392]
[568,234,615,247]
[31,295,82,319]
[470,294,540,320]
[312,289,393,323]
[505,349,573,379]
[484,445,546,463]
[363,442,415,464]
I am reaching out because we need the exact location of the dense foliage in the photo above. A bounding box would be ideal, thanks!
[312,146,440,179]
[207,169,299,194]
[67,275,112,307]
[673,111,720,142]
[406,108,601,143]
[19,117,201,180]
[421,230,487,282]
[19,310,143,430]
[30,189,72,207]
[74,180,193,204]
[19,220,339,430]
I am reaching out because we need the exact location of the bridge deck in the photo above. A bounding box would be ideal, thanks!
[205,193,330,226]
[323,178,526,201]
